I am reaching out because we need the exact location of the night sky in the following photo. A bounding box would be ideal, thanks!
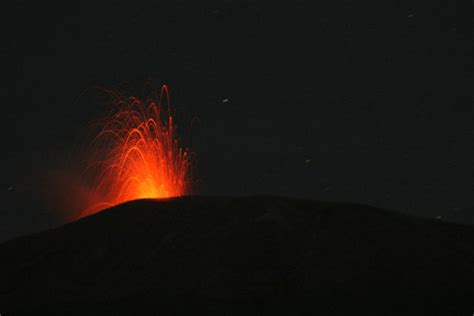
[1,0,473,241]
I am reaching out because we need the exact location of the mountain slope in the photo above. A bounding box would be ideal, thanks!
[443,206,474,226]
[1,196,474,315]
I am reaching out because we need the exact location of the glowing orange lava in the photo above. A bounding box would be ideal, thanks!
[81,85,191,217]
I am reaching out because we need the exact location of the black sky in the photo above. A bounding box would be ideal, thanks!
[1,0,473,241]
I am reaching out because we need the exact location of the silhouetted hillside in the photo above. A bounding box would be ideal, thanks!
[1,196,474,315]
[443,207,474,226]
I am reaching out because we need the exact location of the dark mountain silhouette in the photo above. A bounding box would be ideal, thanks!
[442,207,474,226]
[1,196,474,315]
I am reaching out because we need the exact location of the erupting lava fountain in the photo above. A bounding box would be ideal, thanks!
[81,85,191,217]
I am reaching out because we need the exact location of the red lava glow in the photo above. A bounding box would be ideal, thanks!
[81,85,191,217]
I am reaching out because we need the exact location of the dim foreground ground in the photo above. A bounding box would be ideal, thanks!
[1,196,474,315]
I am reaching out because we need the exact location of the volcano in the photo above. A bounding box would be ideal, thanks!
[1,196,474,315]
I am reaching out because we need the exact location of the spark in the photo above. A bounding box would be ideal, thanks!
[80,85,191,217]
